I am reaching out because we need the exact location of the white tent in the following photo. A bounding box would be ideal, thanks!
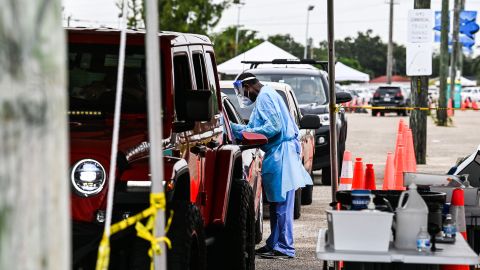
[217,41,370,82]
[217,41,312,75]
[433,76,477,87]
[335,62,370,82]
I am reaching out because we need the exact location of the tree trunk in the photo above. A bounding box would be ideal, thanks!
[0,1,69,269]
[410,0,431,165]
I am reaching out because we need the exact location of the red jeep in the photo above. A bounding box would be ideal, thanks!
[68,28,265,270]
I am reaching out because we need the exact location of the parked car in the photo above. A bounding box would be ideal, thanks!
[220,81,320,218]
[371,85,410,116]
[68,27,265,270]
[461,87,480,102]
[243,60,352,186]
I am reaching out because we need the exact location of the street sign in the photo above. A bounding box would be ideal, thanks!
[434,10,479,54]
[407,9,433,76]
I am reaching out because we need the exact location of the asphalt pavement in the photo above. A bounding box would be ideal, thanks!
[255,110,480,270]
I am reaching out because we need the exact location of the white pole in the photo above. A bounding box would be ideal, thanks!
[103,0,128,240]
[235,2,244,56]
[145,0,166,268]
[304,5,314,59]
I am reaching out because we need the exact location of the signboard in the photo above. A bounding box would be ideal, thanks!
[407,9,434,76]
[433,10,479,54]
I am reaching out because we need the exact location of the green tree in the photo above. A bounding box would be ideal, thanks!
[267,34,304,59]
[212,26,264,64]
[118,0,230,34]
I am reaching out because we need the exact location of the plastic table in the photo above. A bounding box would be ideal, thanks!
[316,228,479,268]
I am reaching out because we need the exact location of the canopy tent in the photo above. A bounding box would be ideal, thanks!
[335,62,370,82]
[217,41,370,82]
[433,76,477,87]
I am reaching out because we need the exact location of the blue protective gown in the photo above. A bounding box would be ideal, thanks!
[231,85,313,202]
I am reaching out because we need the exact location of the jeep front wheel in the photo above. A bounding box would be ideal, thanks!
[167,201,206,270]
[211,179,255,270]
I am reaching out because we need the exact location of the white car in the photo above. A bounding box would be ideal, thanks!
[461,87,480,102]
[428,87,439,102]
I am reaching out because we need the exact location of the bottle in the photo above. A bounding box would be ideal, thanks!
[416,226,431,252]
[395,183,429,250]
[443,214,457,238]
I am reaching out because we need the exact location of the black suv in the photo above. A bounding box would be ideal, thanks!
[371,86,410,116]
[244,60,350,185]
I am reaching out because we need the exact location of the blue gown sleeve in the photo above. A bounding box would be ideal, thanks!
[231,123,247,139]
[245,95,282,139]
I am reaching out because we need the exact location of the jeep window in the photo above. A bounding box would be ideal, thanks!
[255,74,327,105]
[205,52,220,113]
[68,44,147,114]
[192,53,208,90]
[173,54,192,121]
[221,88,254,121]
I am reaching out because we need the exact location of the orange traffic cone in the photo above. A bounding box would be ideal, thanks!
[461,100,466,111]
[472,100,479,110]
[394,133,405,172]
[383,152,395,190]
[364,164,376,190]
[339,150,353,190]
[394,145,406,190]
[405,129,417,172]
[447,98,454,117]
[442,188,469,270]
[351,157,365,190]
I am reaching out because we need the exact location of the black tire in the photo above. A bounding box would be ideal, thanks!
[371,109,377,116]
[211,180,255,270]
[380,112,385,116]
[301,184,313,205]
[322,167,332,186]
[294,188,302,219]
[255,192,263,244]
[167,201,207,270]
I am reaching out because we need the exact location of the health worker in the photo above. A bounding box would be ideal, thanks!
[231,72,313,259]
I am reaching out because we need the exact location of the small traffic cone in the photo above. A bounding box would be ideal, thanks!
[383,152,395,190]
[394,133,405,172]
[472,100,479,110]
[442,188,469,270]
[461,100,466,111]
[405,129,417,172]
[447,98,454,117]
[338,150,353,190]
[351,157,365,190]
[394,145,406,190]
[364,164,376,190]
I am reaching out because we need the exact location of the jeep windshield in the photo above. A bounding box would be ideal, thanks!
[68,44,147,114]
[254,74,327,105]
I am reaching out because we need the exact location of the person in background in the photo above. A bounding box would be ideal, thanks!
[231,72,313,259]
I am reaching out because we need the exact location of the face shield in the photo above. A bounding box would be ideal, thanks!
[233,76,256,108]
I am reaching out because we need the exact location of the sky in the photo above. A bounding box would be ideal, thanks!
[63,0,480,54]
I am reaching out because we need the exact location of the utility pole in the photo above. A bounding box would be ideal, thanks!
[437,0,450,126]
[304,5,315,59]
[234,1,245,56]
[449,0,462,108]
[0,0,69,269]
[410,0,431,165]
[386,0,395,84]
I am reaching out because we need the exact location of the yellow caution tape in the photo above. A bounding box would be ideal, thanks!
[338,105,480,111]
[95,192,172,270]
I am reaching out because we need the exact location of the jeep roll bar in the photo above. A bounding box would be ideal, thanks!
[241,59,328,71]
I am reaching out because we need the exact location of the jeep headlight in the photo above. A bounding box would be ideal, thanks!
[71,159,106,197]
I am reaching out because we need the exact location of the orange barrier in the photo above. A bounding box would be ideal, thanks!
[383,152,395,190]
[351,157,365,190]
[364,164,376,190]
[338,150,353,191]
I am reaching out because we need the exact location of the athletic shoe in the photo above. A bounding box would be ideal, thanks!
[259,250,294,260]
[255,246,272,256]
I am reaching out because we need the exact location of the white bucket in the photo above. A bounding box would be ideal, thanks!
[326,210,393,252]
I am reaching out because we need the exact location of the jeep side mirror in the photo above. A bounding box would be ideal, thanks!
[185,90,213,121]
[239,132,268,151]
[299,114,321,129]
[335,92,353,104]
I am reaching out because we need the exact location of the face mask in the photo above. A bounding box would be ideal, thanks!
[233,78,256,108]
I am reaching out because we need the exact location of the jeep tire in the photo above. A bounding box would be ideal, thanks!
[255,192,263,244]
[211,179,255,270]
[294,188,302,219]
[167,201,206,270]
[301,171,315,205]
[322,166,332,186]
